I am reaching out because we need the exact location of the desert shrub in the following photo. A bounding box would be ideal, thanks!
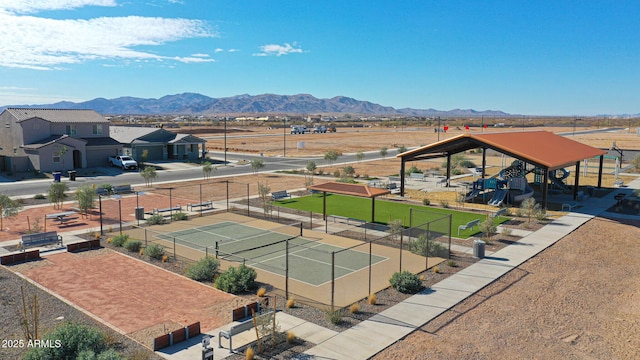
[33,194,46,200]
[389,271,422,294]
[433,266,440,273]
[185,256,219,282]
[146,214,165,225]
[257,287,267,297]
[214,265,257,294]
[333,170,341,178]
[23,322,111,360]
[451,168,463,175]
[458,160,477,168]
[349,303,360,314]
[368,293,377,305]
[287,331,296,344]
[144,243,165,259]
[422,198,431,206]
[440,200,449,208]
[535,210,547,221]
[409,234,449,258]
[172,212,188,221]
[405,165,422,175]
[110,234,129,247]
[245,346,254,360]
[501,227,513,236]
[123,239,142,252]
[447,260,458,267]
[286,297,295,308]
[326,309,344,324]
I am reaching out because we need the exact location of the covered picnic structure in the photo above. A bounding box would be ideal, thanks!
[307,182,391,222]
[396,131,607,209]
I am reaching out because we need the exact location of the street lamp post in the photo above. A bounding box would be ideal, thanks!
[224,116,227,166]
[283,116,287,157]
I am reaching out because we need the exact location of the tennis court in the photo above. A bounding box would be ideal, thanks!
[154,221,388,286]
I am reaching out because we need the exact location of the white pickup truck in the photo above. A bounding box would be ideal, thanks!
[108,155,138,170]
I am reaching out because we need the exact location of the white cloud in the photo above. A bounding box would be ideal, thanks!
[253,42,303,57]
[214,48,224,53]
[191,53,210,57]
[0,2,217,69]
[0,0,117,15]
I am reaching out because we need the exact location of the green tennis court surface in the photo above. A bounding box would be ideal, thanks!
[154,222,388,286]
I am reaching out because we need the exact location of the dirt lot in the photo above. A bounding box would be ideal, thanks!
[373,217,640,360]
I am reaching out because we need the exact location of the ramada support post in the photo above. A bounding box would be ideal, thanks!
[597,155,604,188]
[399,159,406,196]
[573,161,580,200]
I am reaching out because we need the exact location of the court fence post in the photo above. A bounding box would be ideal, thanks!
[246,183,250,216]
[309,211,312,228]
[173,236,176,261]
[331,251,335,311]
[144,229,147,248]
[215,241,219,259]
[426,223,430,270]
[285,239,289,300]
[226,180,229,211]
[368,240,372,296]
[399,227,403,273]
[448,214,453,259]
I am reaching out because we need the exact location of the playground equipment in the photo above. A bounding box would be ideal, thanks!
[466,160,534,206]
[549,168,570,191]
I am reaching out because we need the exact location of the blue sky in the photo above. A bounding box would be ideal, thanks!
[1,0,639,116]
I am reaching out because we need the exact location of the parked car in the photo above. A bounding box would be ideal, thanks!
[290,125,309,134]
[328,126,337,132]
[313,125,327,133]
[108,155,138,170]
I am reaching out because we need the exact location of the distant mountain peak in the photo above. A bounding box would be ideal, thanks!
[1,93,510,117]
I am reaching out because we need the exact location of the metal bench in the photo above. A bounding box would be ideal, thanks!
[271,190,291,201]
[153,205,182,214]
[409,172,425,181]
[458,219,481,236]
[218,310,273,353]
[613,180,624,188]
[387,183,401,194]
[113,184,133,194]
[21,231,63,249]
[493,208,507,219]
[95,188,110,196]
[562,202,578,211]
[187,200,213,211]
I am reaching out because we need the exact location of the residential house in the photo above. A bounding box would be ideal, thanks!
[109,126,206,162]
[0,108,122,173]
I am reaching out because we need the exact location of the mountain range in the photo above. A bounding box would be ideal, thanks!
[1,93,510,117]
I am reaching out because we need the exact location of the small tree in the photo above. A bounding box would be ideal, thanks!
[342,165,355,179]
[58,145,68,171]
[480,215,497,243]
[379,147,388,158]
[140,166,157,187]
[257,181,272,215]
[250,159,265,174]
[306,161,317,179]
[140,149,149,168]
[75,186,96,218]
[520,198,539,223]
[632,154,640,173]
[202,161,215,180]
[397,145,407,154]
[355,151,365,162]
[0,194,22,231]
[324,150,340,164]
[48,182,68,209]
[388,218,404,244]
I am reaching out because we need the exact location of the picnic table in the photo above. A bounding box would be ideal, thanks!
[46,211,78,224]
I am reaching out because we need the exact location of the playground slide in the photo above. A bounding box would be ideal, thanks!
[465,188,481,201]
[513,184,534,202]
[489,189,508,206]
[550,169,570,190]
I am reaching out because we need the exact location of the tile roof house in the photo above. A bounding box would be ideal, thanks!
[0,108,123,173]
[109,126,206,162]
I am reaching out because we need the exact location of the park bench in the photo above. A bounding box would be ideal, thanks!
[21,231,63,249]
[46,211,79,225]
[435,177,448,187]
[493,208,507,219]
[95,188,110,196]
[409,172,425,181]
[219,310,272,353]
[187,200,213,211]
[153,205,182,214]
[561,202,578,211]
[113,184,133,194]
[387,183,401,194]
[271,190,291,201]
[457,219,481,236]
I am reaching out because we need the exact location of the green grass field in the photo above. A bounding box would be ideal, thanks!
[275,193,509,238]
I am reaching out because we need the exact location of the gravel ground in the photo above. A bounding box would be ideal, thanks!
[0,265,161,360]
[373,217,640,360]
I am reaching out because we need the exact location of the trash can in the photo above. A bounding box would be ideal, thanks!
[68,170,76,181]
[135,207,145,220]
[52,171,62,182]
[473,239,486,259]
